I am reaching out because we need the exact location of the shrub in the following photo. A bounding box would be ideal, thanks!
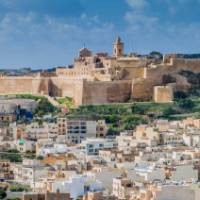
[163,107,177,117]
[10,184,30,192]
[174,91,188,99]
[0,149,22,163]
[0,188,6,199]
[177,99,195,110]
[33,98,56,116]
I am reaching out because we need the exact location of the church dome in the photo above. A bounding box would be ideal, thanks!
[79,47,92,58]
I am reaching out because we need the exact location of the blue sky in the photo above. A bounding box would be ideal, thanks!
[0,0,200,69]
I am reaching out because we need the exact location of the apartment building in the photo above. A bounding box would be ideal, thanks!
[81,138,117,156]
[66,120,96,144]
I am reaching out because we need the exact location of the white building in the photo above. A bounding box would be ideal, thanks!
[37,143,68,157]
[51,173,103,199]
[16,139,35,153]
[81,138,117,156]
[25,122,57,140]
[183,133,200,147]
[128,162,166,183]
[12,159,49,187]
[170,164,198,182]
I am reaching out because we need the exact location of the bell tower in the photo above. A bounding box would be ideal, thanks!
[113,36,124,58]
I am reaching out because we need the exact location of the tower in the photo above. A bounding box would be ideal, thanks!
[113,36,124,58]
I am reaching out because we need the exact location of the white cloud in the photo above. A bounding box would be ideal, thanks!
[126,0,148,9]
[0,12,116,68]
[125,0,158,30]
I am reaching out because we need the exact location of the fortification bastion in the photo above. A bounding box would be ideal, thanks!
[1,37,200,106]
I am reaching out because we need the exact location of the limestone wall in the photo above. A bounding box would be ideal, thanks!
[82,80,132,105]
[0,76,84,106]
[153,86,173,103]
[123,67,146,79]
[0,76,49,95]
[172,58,200,73]
[146,58,200,83]
[138,58,200,101]
[131,79,154,101]
[116,58,148,68]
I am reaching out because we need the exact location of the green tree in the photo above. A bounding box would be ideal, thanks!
[107,127,120,136]
[163,107,176,117]
[178,99,194,110]
[149,51,163,59]
[131,104,146,115]
[33,98,56,116]
[0,149,22,163]
[10,184,30,192]
[0,188,6,199]
[174,91,188,99]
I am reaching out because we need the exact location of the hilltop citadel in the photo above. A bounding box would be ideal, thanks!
[0,36,200,106]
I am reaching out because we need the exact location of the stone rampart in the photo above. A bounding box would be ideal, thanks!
[82,80,132,105]
[0,76,49,95]
[1,58,200,105]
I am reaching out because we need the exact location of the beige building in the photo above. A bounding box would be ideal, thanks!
[160,132,182,146]
[23,191,71,200]
[0,160,14,180]
[112,177,133,199]
[133,125,160,147]
[96,120,108,138]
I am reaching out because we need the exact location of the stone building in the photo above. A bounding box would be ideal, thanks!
[23,191,71,200]
[0,103,18,124]
[0,160,14,180]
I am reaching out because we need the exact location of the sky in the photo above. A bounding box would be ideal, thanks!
[0,0,200,69]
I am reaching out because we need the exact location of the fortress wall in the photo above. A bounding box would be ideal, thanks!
[131,79,154,100]
[146,64,185,84]
[171,59,200,73]
[123,67,146,79]
[139,58,200,101]
[0,77,48,95]
[82,80,132,105]
[117,59,147,68]
[49,77,78,97]
[146,58,200,83]
[48,77,85,106]
[0,76,84,106]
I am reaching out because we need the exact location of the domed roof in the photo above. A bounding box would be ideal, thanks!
[19,139,25,145]
[79,47,92,58]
